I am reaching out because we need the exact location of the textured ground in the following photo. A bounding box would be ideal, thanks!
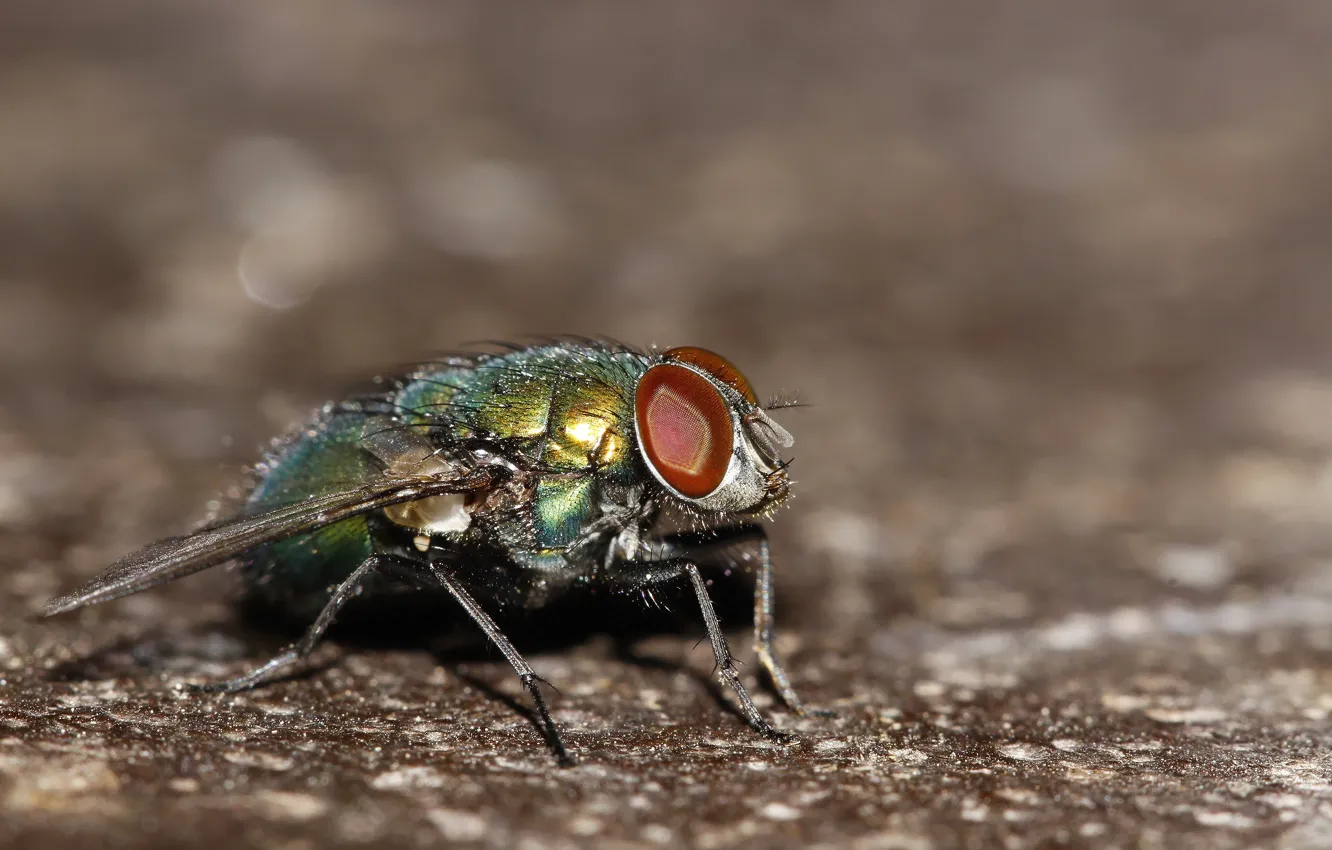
[6,1,1332,848]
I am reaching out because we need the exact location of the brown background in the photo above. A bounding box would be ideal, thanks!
[4,1,1332,848]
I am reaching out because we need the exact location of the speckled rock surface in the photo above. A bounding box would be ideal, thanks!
[6,1,1332,848]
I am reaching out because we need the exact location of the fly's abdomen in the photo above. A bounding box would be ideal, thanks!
[240,404,379,614]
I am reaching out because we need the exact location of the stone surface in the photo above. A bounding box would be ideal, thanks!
[5,1,1332,848]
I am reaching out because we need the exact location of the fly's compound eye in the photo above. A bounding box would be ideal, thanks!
[661,346,758,405]
[635,363,735,499]
[663,345,793,463]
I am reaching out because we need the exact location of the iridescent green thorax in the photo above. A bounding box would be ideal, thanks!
[397,344,650,487]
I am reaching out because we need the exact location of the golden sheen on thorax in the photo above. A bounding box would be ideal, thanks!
[543,380,633,471]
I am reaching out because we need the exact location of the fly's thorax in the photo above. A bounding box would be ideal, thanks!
[373,342,651,556]
[549,372,640,479]
[399,344,648,487]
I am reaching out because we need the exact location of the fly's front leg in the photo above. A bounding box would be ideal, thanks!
[606,556,788,741]
[750,531,833,718]
[656,524,830,718]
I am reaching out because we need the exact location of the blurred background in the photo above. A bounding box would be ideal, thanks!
[5,0,1332,610]
[6,1,1332,846]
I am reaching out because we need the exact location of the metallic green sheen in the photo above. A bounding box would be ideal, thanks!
[532,477,596,550]
[393,367,467,425]
[429,346,646,486]
[242,343,653,607]
[242,406,377,609]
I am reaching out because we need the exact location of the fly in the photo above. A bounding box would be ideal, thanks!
[43,338,827,764]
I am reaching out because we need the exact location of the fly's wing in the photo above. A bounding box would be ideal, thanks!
[42,467,493,616]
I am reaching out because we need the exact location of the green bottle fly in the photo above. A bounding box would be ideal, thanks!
[44,338,823,763]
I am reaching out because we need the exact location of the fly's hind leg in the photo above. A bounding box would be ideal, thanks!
[186,554,392,694]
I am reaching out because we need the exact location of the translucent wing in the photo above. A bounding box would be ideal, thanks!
[43,467,493,616]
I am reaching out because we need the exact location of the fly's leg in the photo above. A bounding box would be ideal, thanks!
[426,562,575,766]
[606,556,788,741]
[187,554,389,694]
[750,531,834,718]
[654,525,831,717]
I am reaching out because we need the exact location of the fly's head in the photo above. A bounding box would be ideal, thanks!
[633,346,795,518]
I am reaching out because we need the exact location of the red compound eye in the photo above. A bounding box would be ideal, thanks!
[661,346,758,405]
[636,363,734,498]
